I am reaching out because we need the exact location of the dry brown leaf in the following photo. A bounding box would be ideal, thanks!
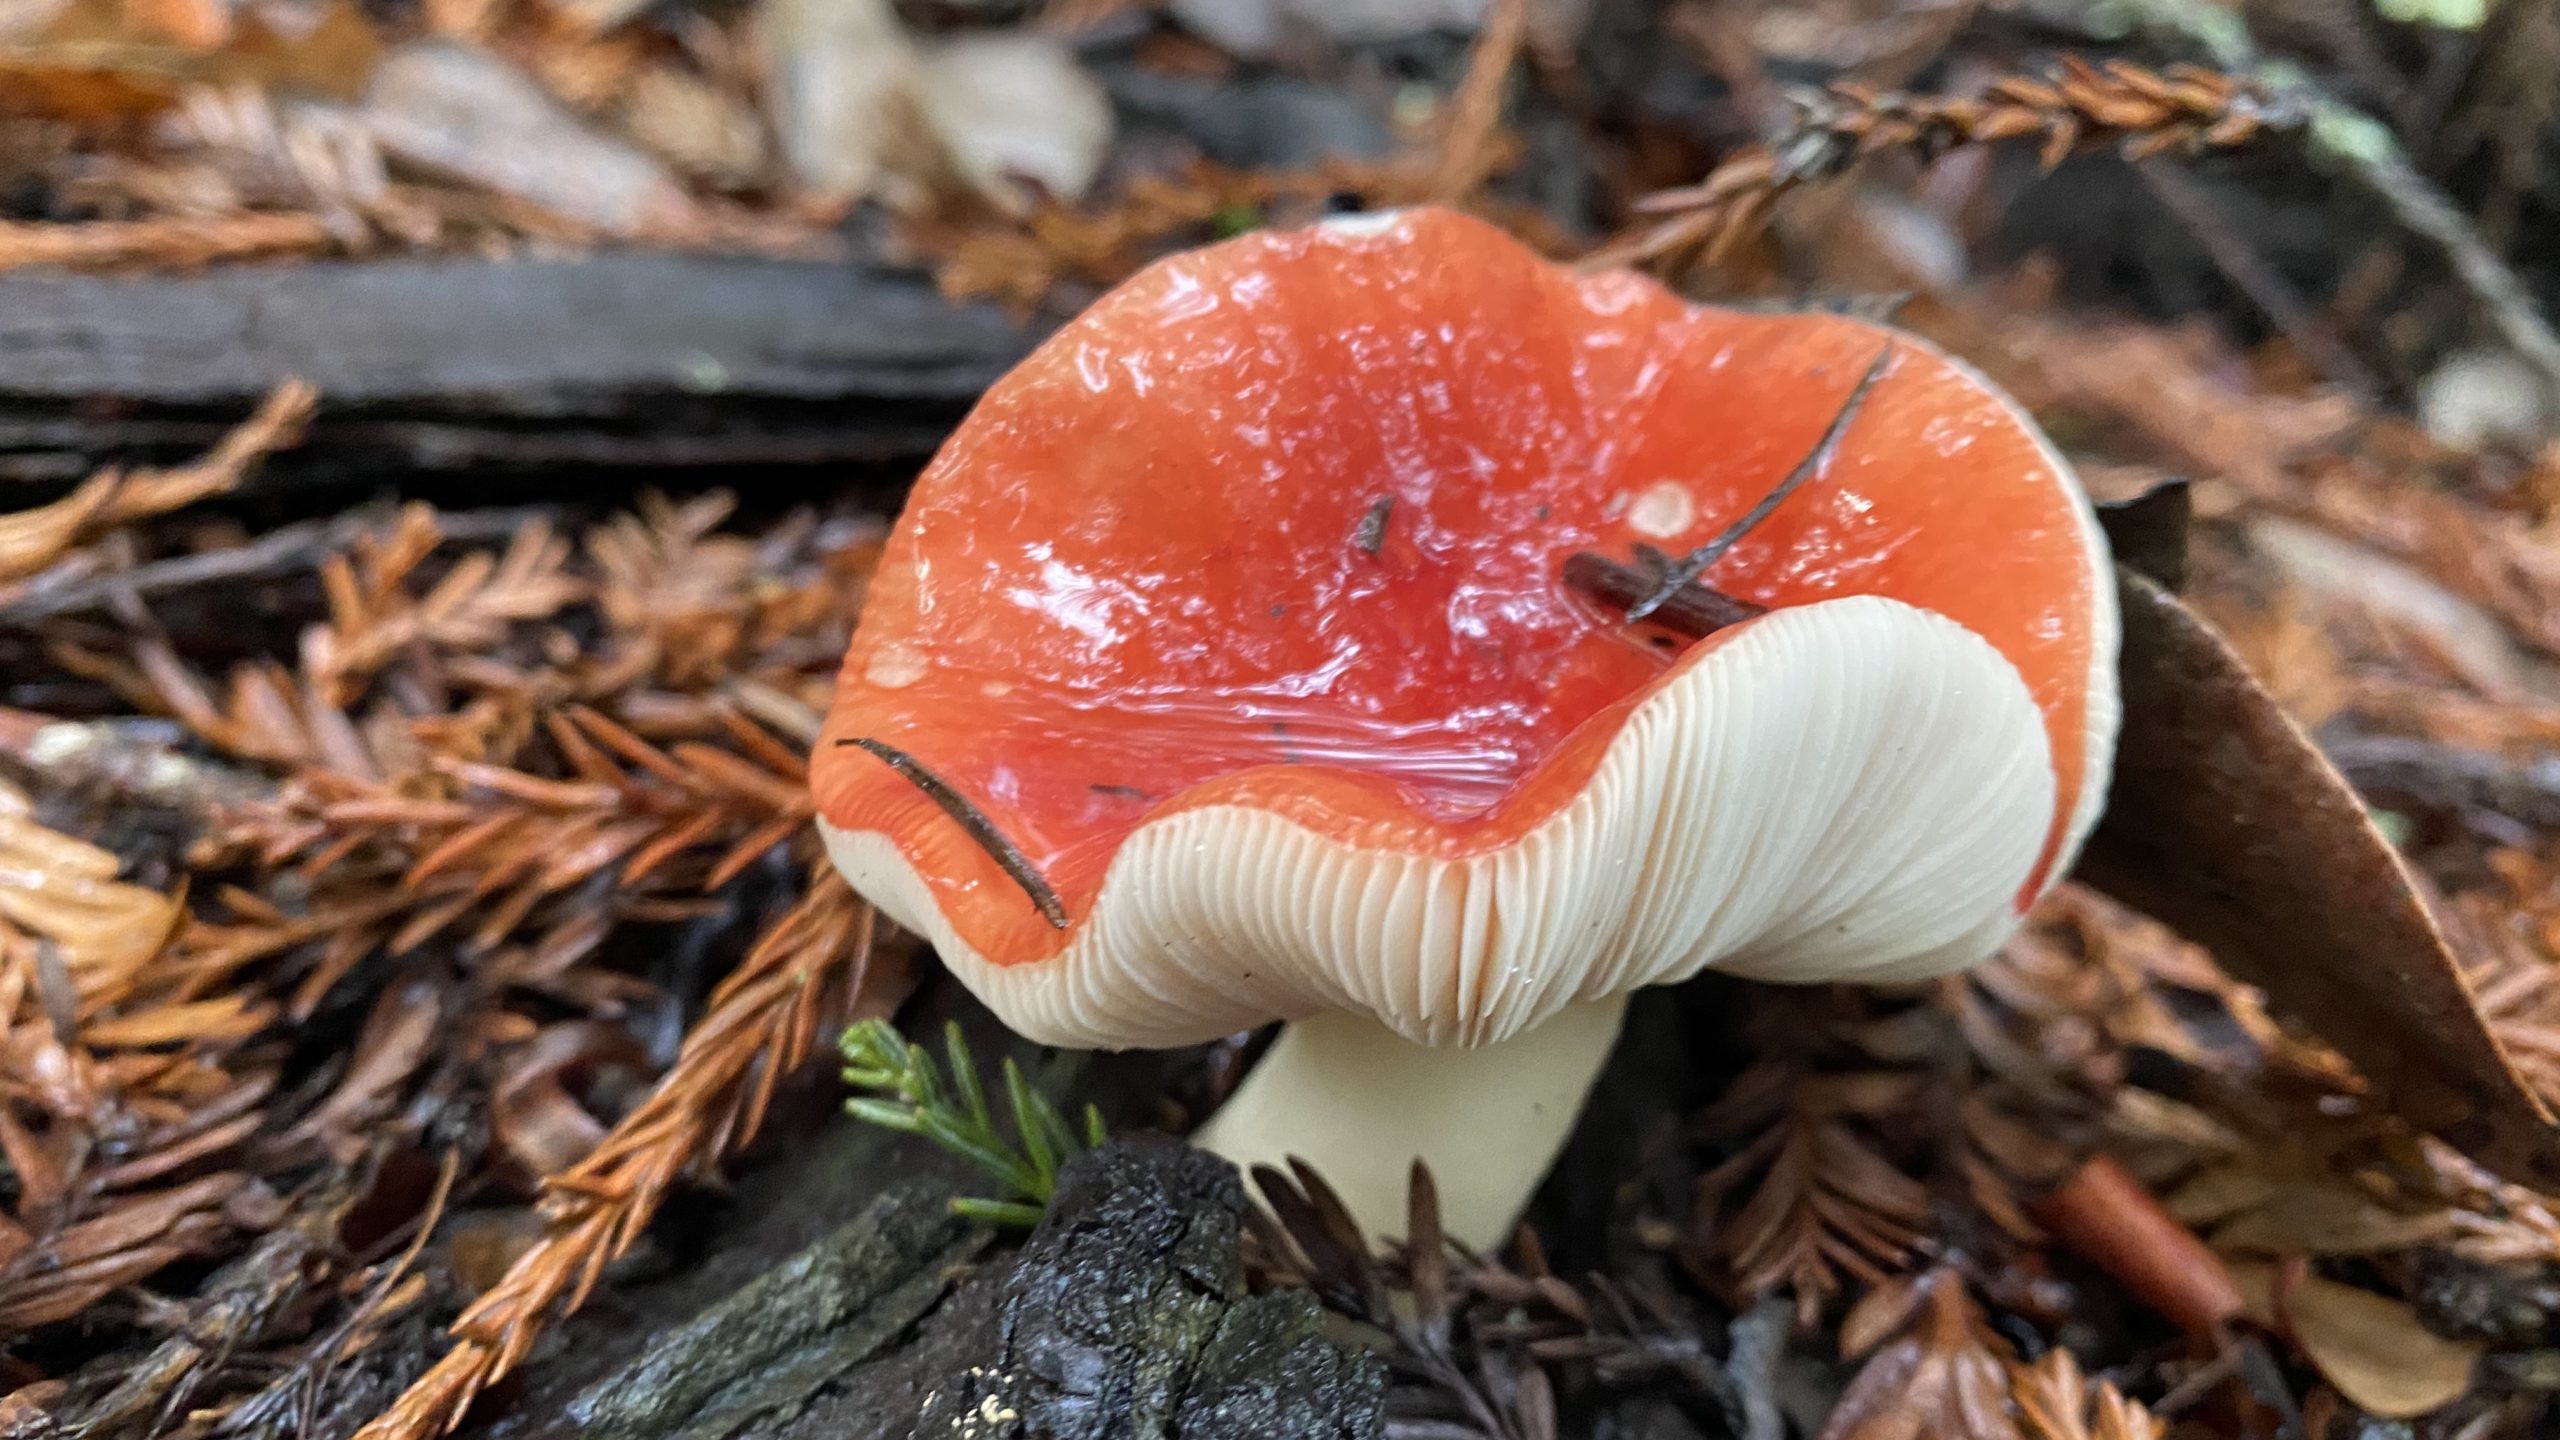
[364,41,705,240]
[2076,568,2560,1188]
[2230,1262,2482,1418]
[2206,1180,2455,1256]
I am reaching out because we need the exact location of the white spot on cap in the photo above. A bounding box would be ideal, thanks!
[1318,209,1408,239]
[1627,482,1695,538]
[866,643,929,690]
[982,680,1016,699]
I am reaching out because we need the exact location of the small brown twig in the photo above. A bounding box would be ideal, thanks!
[1431,0,1530,203]
[1626,343,1893,621]
[0,214,339,276]
[1594,59,2297,273]
[835,738,1069,930]
[0,504,550,628]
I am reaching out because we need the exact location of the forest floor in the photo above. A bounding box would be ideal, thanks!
[7,1,2560,1437]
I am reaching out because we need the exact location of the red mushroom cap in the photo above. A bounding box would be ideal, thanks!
[815,207,2116,1049]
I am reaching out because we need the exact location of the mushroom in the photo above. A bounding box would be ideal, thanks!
[813,207,2118,1247]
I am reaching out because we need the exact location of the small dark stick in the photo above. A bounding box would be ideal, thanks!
[1562,551,1765,636]
[1624,342,1896,622]
[2030,1152,2242,1338]
[835,737,1070,930]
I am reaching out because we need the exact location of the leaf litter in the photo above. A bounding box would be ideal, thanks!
[4,0,2560,1437]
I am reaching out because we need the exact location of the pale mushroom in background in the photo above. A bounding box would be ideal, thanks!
[812,207,2118,1247]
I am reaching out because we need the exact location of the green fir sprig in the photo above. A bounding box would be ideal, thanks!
[839,1018,1106,1226]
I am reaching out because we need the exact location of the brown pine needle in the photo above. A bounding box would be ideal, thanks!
[0,378,317,586]
[1591,59,2299,274]
[0,213,339,277]
[1431,0,1529,203]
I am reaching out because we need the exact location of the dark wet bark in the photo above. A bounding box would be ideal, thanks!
[479,1093,1381,1440]
[0,255,1038,489]
[910,1141,1383,1440]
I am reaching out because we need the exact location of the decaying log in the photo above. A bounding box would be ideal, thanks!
[484,1124,1382,1440]
[0,255,1041,487]
[561,1183,989,1440]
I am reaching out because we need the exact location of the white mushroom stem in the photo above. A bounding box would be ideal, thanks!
[1189,995,1629,1250]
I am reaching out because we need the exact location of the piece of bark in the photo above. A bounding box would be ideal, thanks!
[449,1002,1378,1440]
[560,1183,988,1440]
[0,255,1040,486]
[911,1141,1384,1440]
[2075,567,2560,1187]
[439,1067,1004,1440]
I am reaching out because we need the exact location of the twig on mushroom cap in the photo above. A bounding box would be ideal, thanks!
[836,736,1070,930]
[1561,551,1765,635]
[1624,343,1894,623]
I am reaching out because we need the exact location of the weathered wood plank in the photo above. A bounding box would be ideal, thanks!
[0,254,1043,485]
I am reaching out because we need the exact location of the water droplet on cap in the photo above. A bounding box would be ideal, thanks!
[1627,481,1695,538]
[866,643,929,690]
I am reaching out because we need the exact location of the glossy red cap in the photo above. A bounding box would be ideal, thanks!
[815,207,2116,1049]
